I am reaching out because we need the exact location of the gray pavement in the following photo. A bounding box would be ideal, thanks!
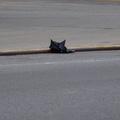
[0,0,120,51]
[0,51,120,120]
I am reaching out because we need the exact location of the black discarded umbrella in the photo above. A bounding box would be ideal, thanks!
[49,39,75,53]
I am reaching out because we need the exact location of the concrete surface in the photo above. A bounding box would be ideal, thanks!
[0,0,120,51]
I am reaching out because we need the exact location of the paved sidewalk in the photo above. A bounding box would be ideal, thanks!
[0,0,120,52]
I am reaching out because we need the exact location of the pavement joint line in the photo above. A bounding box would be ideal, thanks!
[0,1,47,4]
[0,45,120,56]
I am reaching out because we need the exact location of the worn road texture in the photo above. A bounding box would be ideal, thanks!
[0,0,120,51]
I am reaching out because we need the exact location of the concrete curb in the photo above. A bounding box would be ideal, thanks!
[0,45,120,56]
[73,45,120,52]
[0,49,51,56]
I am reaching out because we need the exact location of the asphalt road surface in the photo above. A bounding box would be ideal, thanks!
[0,0,120,51]
[0,50,120,120]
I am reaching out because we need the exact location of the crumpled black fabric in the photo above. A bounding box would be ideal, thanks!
[49,39,75,53]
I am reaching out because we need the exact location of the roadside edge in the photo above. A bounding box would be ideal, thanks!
[0,45,120,56]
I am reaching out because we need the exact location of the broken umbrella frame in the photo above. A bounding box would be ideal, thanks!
[49,39,75,53]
